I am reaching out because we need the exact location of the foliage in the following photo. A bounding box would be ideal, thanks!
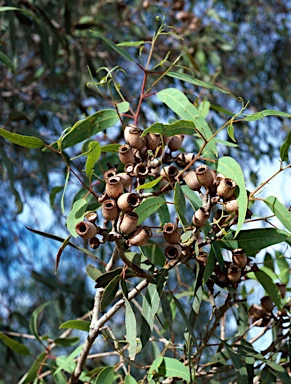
[1,2,291,383]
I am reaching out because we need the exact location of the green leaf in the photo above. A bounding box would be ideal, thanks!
[18,351,46,384]
[53,337,80,347]
[253,269,283,309]
[158,357,190,382]
[49,186,63,209]
[264,196,291,233]
[0,50,15,71]
[29,301,52,345]
[264,361,291,382]
[94,366,115,384]
[86,265,102,281]
[157,88,217,156]
[101,144,120,153]
[55,235,71,273]
[0,333,30,355]
[174,182,187,227]
[280,131,291,162]
[147,356,164,381]
[117,41,145,47]
[181,185,202,211]
[100,275,120,310]
[276,252,290,285]
[85,141,101,181]
[59,320,90,331]
[95,268,136,288]
[136,176,163,190]
[124,374,138,384]
[198,100,211,118]
[227,124,236,142]
[134,196,166,225]
[66,198,88,237]
[140,269,168,348]
[0,6,39,21]
[203,247,216,284]
[91,31,134,62]
[0,128,45,148]
[243,109,291,122]
[54,345,83,375]
[121,280,137,360]
[264,253,274,271]
[216,156,248,237]
[116,101,130,113]
[166,72,229,94]
[219,228,289,255]
[211,241,225,270]
[223,343,248,383]
[142,120,199,137]
[61,170,70,215]
[59,109,120,150]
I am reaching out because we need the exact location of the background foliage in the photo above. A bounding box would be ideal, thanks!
[0,1,291,383]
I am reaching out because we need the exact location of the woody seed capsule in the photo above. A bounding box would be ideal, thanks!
[183,170,201,191]
[192,207,210,227]
[232,248,247,268]
[85,212,98,224]
[167,134,184,152]
[195,165,214,188]
[118,144,135,164]
[196,251,208,267]
[165,244,182,259]
[116,172,132,189]
[117,193,141,212]
[163,222,181,244]
[128,226,152,246]
[260,296,274,313]
[119,212,139,234]
[133,163,148,178]
[224,197,239,213]
[217,178,237,199]
[146,133,160,150]
[125,126,146,149]
[75,221,97,239]
[227,263,241,283]
[105,176,124,199]
[160,165,179,180]
[102,199,119,221]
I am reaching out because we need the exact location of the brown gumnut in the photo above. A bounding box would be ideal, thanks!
[276,283,286,299]
[192,207,210,227]
[260,296,274,313]
[167,135,184,152]
[183,170,201,191]
[133,163,148,178]
[196,252,208,267]
[117,193,141,212]
[165,244,182,259]
[160,165,179,180]
[85,212,98,224]
[128,226,152,246]
[119,212,139,234]
[89,237,100,249]
[146,133,160,150]
[118,144,135,164]
[163,222,181,244]
[76,221,97,239]
[176,152,195,167]
[249,304,265,320]
[116,172,132,189]
[217,178,237,199]
[105,176,124,199]
[224,197,238,213]
[227,263,241,283]
[124,125,146,149]
[232,248,247,268]
[102,199,119,221]
[195,165,214,188]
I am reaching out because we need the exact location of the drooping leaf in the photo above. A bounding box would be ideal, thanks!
[121,280,137,360]
[18,351,46,384]
[59,109,120,150]
[280,131,291,162]
[243,109,291,122]
[216,156,248,236]
[135,176,163,190]
[253,269,283,309]
[53,337,80,347]
[49,186,63,209]
[134,196,166,225]
[223,343,248,383]
[66,198,88,237]
[86,265,102,281]
[94,366,115,384]
[117,41,145,47]
[55,235,71,274]
[29,301,53,345]
[174,182,187,227]
[181,185,202,211]
[157,88,217,156]
[264,361,291,382]
[157,200,171,227]
[140,243,166,267]
[227,124,236,142]
[141,120,199,137]
[166,71,229,94]
[0,50,15,71]
[140,269,168,348]
[91,31,134,62]
[61,170,70,214]
[203,247,216,284]
[276,252,290,285]
[100,275,120,310]
[59,320,90,331]
[264,196,291,233]
[85,141,101,181]
[157,357,190,382]
[219,228,289,255]
[0,128,45,148]
[0,333,30,355]
[95,268,136,288]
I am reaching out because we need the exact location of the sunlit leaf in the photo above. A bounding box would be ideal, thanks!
[121,280,137,360]
[91,31,134,62]
[141,120,198,137]
[136,176,163,190]
[264,196,291,233]
[280,131,291,162]
[243,109,291,122]
[85,141,101,181]
[100,275,120,310]
[134,196,166,225]
[94,366,115,384]
[54,345,83,375]
[0,128,45,148]
[116,101,130,113]
[227,124,236,142]
[0,333,30,355]
[124,374,138,384]
[157,357,190,382]
[219,228,289,255]
[216,156,248,237]
[276,252,290,285]
[59,320,90,331]
[117,41,145,47]
[101,144,120,153]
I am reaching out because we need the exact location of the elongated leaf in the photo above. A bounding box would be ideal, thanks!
[49,186,63,209]
[117,41,145,47]
[55,235,71,273]
[134,196,166,225]
[264,253,274,271]
[253,269,283,309]
[94,366,115,384]
[157,88,217,156]
[100,275,120,310]
[0,333,30,355]
[54,345,83,375]
[95,268,136,288]
[53,337,80,347]
[203,247,216,284]
[29,301,52,344]
[167,71,229,94]
[18,351,46,384]
[276,252,290,285]
[219,228,289,255]
[157,199,171,227]
[0,6,39,21]
[136,176,163,190]
[141,269,168,348]
[142,120,198,137]
[264,196,291,233]
[125,374,138,384]
[227,124,236,142]
[91,31,134,62]
[86,265,102,281]
[211,241,224,270]
[264,361,291,382]
[280,131,291,162]
[121,280,137,360]
[85,141,101,181]
[216,156,248,236]
[59,109,119,150]
[158,357,190,382]
[174,182,187,227]
[243,109,291,122]
[67,198,88,237]
[0,128,45,148]
[181,185,202,211]
[59,320,90,331]
[147,356,164,381]
[223,343,248,383]
[0,50,15,71]
[101,144,120,153]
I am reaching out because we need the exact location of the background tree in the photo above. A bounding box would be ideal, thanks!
[0,1,291,383]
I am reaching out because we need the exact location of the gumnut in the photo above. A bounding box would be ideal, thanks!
[75,221,97,239]
[195,165,214,188]
[128,226,152,246]
[163,222,181,244]
[165,244,182,259]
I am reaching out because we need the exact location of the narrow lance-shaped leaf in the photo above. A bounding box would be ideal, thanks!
[253,269,283,310]
[29,301,53,345]
[100,275,120,310]
[121,280,137,360]
[95,267,136,288]
[157,88,217,156]
[54,345,84,375]
[243,109,291,122]
[85,141,101,181]
[55,235,71,274]
[134,196,166,225]
[141,120,199,137]
[276,252,290,285]
[0,50,15,71]
[280,131,291,162]
[18,351,47,384]
[216,156,248,237]
[223,342,248,383]
[219,228,289,255]
[158,357,191,382]
[0,128,45,148]
[264,196,291,233]
[0,333,30,356]
[135,176,163,190]
[59,320,90,332]
[174,182,187,228]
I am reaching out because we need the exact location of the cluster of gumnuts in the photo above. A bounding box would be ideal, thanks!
[75,123,252,288]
